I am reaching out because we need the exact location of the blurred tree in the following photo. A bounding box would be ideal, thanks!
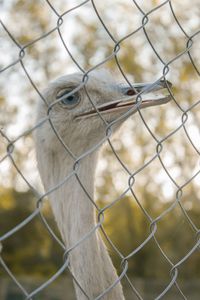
[0,0,64,278]
[71,0,200,280]
[0,188,63,276]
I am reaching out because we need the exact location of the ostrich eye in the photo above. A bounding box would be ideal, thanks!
[56,89,80,109]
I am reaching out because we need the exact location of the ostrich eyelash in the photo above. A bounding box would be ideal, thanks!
[56,88,75,99]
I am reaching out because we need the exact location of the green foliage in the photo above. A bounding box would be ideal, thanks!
[0,188,63,277]
[0,188,199,279]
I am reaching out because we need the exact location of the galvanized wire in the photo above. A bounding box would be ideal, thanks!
[0,0,200,299]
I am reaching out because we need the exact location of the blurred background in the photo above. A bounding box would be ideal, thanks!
[0,0,200,299]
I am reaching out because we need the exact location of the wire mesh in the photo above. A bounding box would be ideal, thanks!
[0,0,200,299]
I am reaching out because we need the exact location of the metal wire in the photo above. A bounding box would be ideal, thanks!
[0,0,199,299]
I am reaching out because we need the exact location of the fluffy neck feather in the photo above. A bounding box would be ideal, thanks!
[37,146,124,300]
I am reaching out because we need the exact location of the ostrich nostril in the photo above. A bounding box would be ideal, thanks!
[126,89,137,96]
[159,79,173,89]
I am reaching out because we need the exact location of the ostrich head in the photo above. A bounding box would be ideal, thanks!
[35,69,172,300]
[37,69,171,157]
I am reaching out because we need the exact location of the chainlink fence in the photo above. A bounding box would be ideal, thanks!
[0,0,200,299]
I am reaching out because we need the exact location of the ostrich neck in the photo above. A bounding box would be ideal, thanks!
[41,150,124,300]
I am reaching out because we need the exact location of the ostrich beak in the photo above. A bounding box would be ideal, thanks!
[75,79,172,119]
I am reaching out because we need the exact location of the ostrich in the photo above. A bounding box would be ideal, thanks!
[35,69,171,300]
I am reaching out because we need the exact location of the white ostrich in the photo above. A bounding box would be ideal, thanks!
[35,69,171,300]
